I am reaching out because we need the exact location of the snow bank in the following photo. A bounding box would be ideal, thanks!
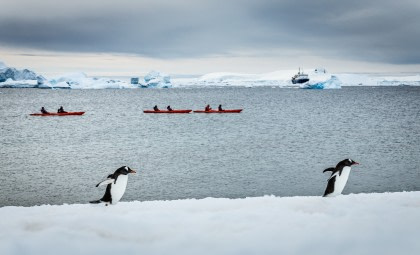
[1,192,419,255]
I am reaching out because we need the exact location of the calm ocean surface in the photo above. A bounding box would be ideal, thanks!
[1,86,419,207]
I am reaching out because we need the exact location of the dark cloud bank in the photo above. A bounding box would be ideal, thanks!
[1,0,419,64]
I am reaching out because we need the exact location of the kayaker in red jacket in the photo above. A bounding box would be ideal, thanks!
[205,104,212,111]
[40,107,49,114]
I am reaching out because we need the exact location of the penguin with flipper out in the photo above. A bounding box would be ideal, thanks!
[323,159,359,197]
[90,166,136,205]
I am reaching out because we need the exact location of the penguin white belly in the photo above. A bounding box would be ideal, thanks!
[331,166,351,196]
[110,175,128,204]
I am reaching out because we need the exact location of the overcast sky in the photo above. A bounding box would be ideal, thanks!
[1,0,419,75]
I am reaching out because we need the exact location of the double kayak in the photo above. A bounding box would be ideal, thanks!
[30,112,85,116]
[193,109,243,113]
[143,110,192,114]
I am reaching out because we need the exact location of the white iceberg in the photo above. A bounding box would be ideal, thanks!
[300,75,342,89]
[0,192,419,255]
[140,70,172,88]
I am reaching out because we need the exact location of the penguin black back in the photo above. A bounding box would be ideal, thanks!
[90,166,137,205]
[323,159,358,177]
[323,159,359,197]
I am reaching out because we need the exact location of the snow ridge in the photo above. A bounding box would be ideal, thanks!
[1,192,419,255]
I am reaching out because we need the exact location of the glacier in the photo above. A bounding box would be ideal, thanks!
[300,75,342,89]
[0,192,419,255]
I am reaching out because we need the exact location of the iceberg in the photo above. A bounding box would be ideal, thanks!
[0,61,46,88]
[0,192,419,255]
[139,70,172,88]
[300,75,342,89]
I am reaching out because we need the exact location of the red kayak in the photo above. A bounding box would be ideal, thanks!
[143,110,192,114]
[193,109,243,113]
[30,112,85,116]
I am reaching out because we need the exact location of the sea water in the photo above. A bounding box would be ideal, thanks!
[0,86,419,207]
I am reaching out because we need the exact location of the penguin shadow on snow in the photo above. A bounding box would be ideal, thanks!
[322,158,360,197]
[90,166,136,206]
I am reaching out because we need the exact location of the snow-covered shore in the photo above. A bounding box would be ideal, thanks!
[1,192,419,255]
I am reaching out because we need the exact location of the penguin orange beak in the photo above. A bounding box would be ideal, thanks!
[129,169,137,174]
[353,162,360,165]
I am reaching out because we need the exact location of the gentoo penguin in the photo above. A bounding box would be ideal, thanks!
[323,159,359,197]
[90,166,136,205]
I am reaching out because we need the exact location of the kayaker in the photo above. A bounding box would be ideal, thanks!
[205,104,212,111]
[57,106,67,113]
[40,107,49,114]
[153,105,159,111]
[218,104,224,111]
[167,105,173,111]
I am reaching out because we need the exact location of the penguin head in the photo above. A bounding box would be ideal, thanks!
[343,158,359,167]
[116,166,137,175]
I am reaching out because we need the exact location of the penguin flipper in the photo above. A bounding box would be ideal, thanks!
[323,175,336,197]
[323,167,335,173]
[89,200,102,204]
[95,179,115,187]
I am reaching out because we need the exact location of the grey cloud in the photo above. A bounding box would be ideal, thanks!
[0,0,419,64]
